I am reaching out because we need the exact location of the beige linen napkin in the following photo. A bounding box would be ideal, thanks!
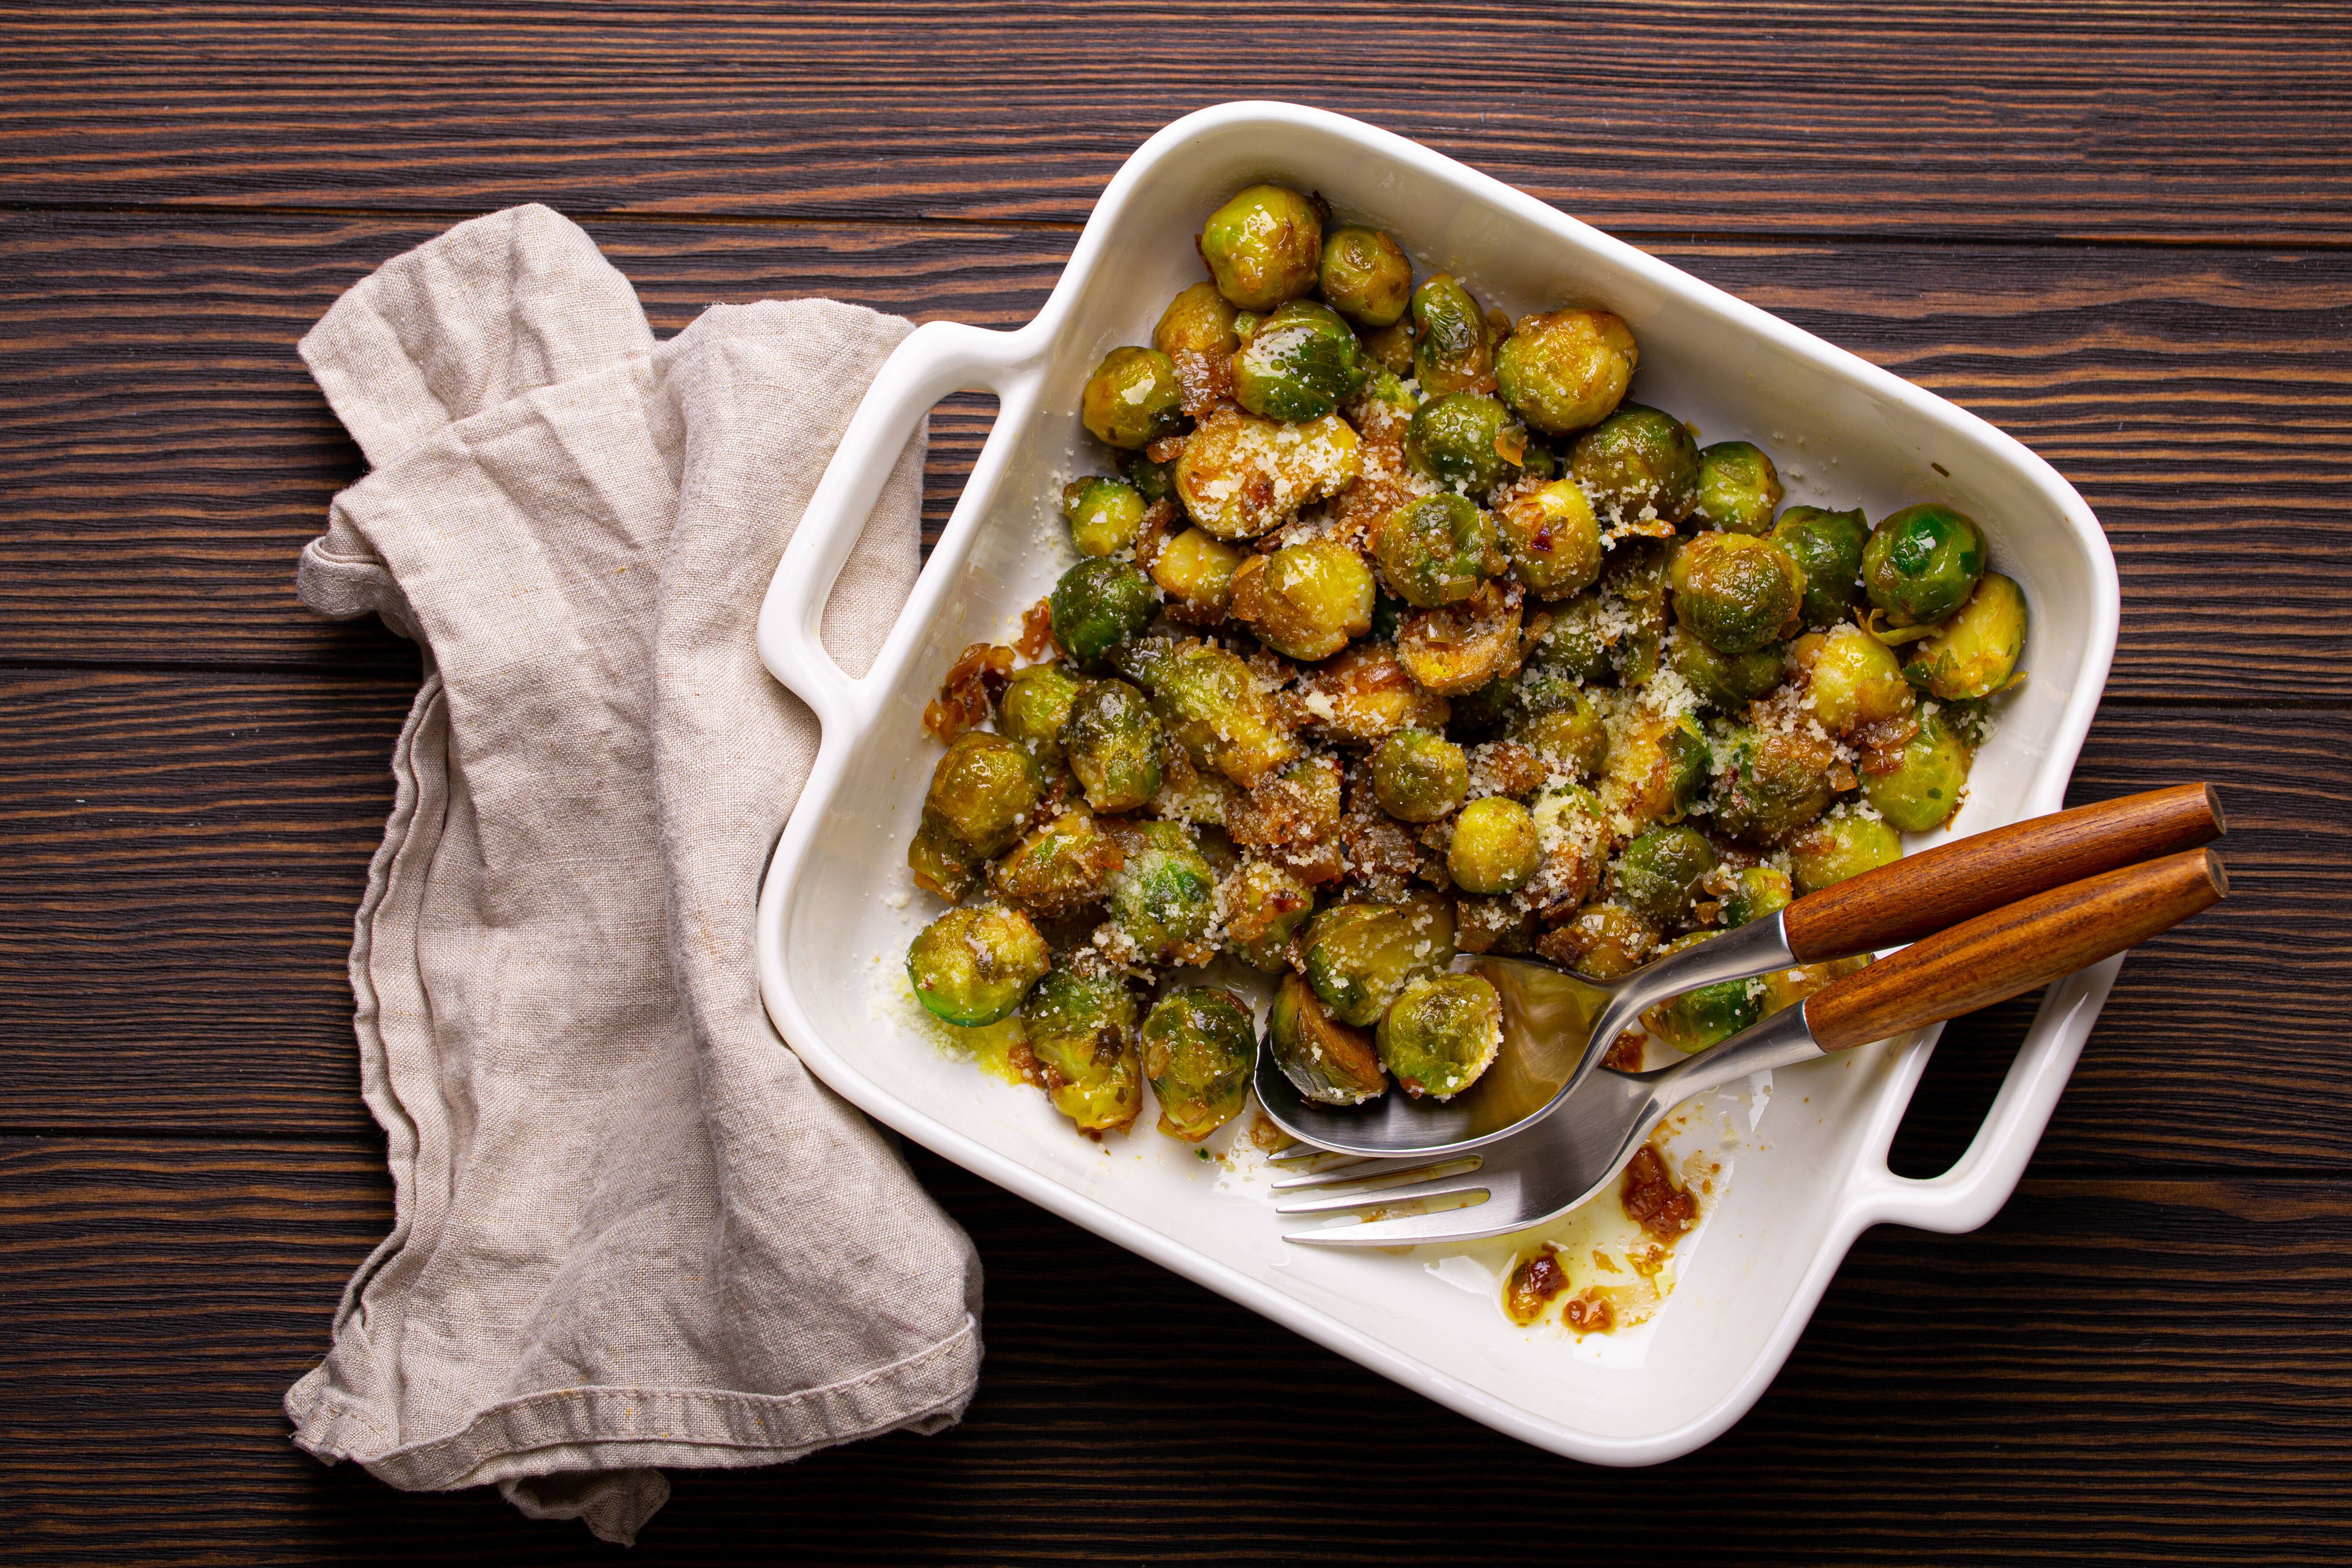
[285,205,982,1546]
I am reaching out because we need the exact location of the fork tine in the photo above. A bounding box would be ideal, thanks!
[1270,1154,1478,1192]
[1274,1168,1492,1216]
[1283,1202,1506,1249]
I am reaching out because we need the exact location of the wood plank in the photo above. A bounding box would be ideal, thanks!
[1,4,2350,243]
[3,665,2344,1173]
[3,1135,2346,1564]
[4,211,2348,694]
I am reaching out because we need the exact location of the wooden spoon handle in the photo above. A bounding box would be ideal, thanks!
[1803,848,2227,1053]
[1781,783,2224,964]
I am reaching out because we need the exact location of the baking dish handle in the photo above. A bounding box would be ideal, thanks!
[756,319,1035,729]
[1849,953,2124,1235]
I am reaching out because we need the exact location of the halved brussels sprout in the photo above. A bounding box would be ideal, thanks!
[1229,538,1375,661]
[991,809,1125,919]
[1493,307,1637,435]
[1601,705,1709,831]
[1524,782,1609,920]
[1410,274,1497,396]
[1081,347,1185,450]
[1408,392,1521,495]
[1140,986,1256,1141]
[1377,973,1503,1100]
[1152,641,1300,788]
[1771,505,1870,628]
[1293,641,1452,743]
[998,662,1082,763]
[1107,820,1219,965]
[1569,404,1700,526]
[1150,528,1246,622]
[1049,557,1158,668]
[1536,901,1658,980]
[1063,678,1163,812]
[1669,630,1788,710]
[1318,224,1413,325]
[1303,893,1458,1027]
[907,904,1051,1026]
[908,804,986,901]
[1450,796,1541,894]
[1642,936,1766,1054]
[1266,970,1387,1105]
[1371,727,1471,823]
[1670,531,1806,656]
[1862,503,1987,627]
[1611,824,1719,925]
[1221,858,1317,971]
[1199,184,1322,311]
[1395,580,1524,695]
[1025,967,1144,1135]
[1509,670,1609,778]
[1063,475,1146,557]
[925,730,1042,856]
[1374,492,1503,609]
[1861,704,1972,832]
[1232,299,1364,421]
[1709,723,1837,846]
[1711,863,1793,928]
[1691,441,1784,535]
[1788,808,1904,894]
[1902,573,2027,700]
[1795,623,1917,740]
[1494,479,1603,601]
[1175,408,1362,541]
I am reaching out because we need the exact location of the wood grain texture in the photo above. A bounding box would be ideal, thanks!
[5,1136,2348,1566]
[2,4,2351,243]
[4,214,2349,691]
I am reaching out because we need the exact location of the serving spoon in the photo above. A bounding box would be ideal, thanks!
[1273,845,2229,1246]
[1253,783,2224,1160]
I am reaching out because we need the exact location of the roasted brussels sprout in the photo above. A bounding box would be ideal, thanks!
[1314,223,1411,324]
[1789,808,1904,894]
[1709,722,1837,845]
[1374,492,1503,609]
[1175,408,1361,541]
[1360,319,1416,378]
[1642,936,1766,1055]
[908,805,986,901]
[998,662,1082,762]
[1668,630,1788,710]
[1127,450,1178,505]
[1372,727,1471,823]
[1377,973,1503,1100]
[1450,796,1540,894]
[1150,528,1246,621]
[1760,952,1871,1016]
[1903,573,2027,700]
[1456,893,1536,954]
[1690,441,1784,535]
[1770,505,1870,629]
[1198,184,1322,311]
[1494,478,1603,601]
[1569,404,1700,527]
[1599,541,1671,683]
[1154,279,1243,361]
[1669,531,1807,655]
[1795,623,1917,740]
[1408,392,1521,495]
[1266,970,1387,1105]
[1861,704,1971,831]
[1139,986,1256,1141]
[1712,864,1793,928]
[1107,820,1219,965]
[1294,641,1452,742]
[925,730,1042,855]
[908,904,1051,1026]
[1394,580,1526,696]
[1612,824,1719,925]
[1536,900,1658,980]
[1063,678,1163,812]
[1601,705,1708,831]
[1049,557,1158,668]
[1153,641,1300,788]
[1062,475,1146,557]
[1081,346,1185,450]
[1410,274,1497,396]
[1025,967,1143,1135]
[1862,503,1988,628]
[1221,858,1316,971]
[1229,538,1375,661]
[1493,307,1637,436]
[1511,680,1609,778]
[1303,893,1458,1027]
[991,809,1124,919]
[1232,299,1365,422]
[1528,592,1617,685]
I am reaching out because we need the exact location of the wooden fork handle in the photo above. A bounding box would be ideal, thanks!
[1781,783,2224,963]
[1803,848,2227,1053]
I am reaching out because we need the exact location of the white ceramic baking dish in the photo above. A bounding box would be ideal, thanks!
[753,101,2119,1464]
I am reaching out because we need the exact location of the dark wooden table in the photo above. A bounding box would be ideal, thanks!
[4,5,2348,1563]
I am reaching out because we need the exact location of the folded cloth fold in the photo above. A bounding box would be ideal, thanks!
[285,205,981,1547]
